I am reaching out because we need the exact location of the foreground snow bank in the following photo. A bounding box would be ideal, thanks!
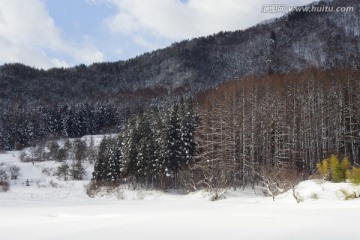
[1,149,360,240]
[1,182,359,240]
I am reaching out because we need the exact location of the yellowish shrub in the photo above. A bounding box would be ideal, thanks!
[346,167,360,185]
[316,158,330,180]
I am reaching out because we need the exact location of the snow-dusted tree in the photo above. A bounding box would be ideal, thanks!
[73,139,87,162]
[121,118,139,182]
[150,106,167,187]
[135,112,155,184]
[70,159,86,180]
[8,165,21,180]
[56,148,67,162]
[57,161,70,181]
[92,136,110,183]
[87,136,98,164]
[0,167,9,192]
[106,136,122,184]
[179,98,197,166]
[48,141,60,161]
[164,105,182,174]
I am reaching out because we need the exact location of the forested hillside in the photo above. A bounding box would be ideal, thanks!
[1,0,360,151]
[1,0,359,105]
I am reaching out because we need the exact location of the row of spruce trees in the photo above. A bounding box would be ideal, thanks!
[91,99,197,189]
[0,103,118,151]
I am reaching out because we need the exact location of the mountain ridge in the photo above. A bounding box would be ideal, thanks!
[1,0,359,106]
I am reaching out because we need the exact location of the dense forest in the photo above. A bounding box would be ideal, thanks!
[86,67,360,198]
[191,68,360,190]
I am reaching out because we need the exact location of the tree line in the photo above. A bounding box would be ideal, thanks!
[0,103,119,151]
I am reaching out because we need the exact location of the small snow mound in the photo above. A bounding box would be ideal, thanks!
[282,180,360,203]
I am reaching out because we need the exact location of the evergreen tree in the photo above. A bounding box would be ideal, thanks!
[87,136,98,163]
[56,148,67,162]
[106,136,122,184]
[49,141,60,160]
[92,137,109,182]
[57,161,70,181]
[135,112,153,182]
[63,139,73,159]
[164,104,182,175]
[73,139,87,162]
[70,159,86,180]
[149,106,168,186]
[179,98,197,166]
[121,118,139,180]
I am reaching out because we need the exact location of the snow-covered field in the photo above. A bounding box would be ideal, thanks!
[1,150,360,240]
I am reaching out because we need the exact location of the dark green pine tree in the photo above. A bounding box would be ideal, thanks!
[92,136,109,183]
[106,136,122,184]
[136,112,156,185]
[121,118,139,181]
[164,104,182,176]
[150,106,167,180]
[179,98,197,166]
[87,136,98,164]
[73,139,87,162]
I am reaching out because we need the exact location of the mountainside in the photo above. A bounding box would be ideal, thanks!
[0,0,360,151]
[0,0,359,107]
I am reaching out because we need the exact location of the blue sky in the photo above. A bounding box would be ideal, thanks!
[0,0,314,69]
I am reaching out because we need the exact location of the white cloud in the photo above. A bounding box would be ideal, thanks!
[105,0,315,50]
[0,0,104,69]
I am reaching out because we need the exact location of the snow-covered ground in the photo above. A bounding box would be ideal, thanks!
[1,149,360,240]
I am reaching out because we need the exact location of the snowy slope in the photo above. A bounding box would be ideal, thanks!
[0,147,360,240]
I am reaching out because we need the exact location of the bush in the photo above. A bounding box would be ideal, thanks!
[311,193,319,200]
[0,168,10,192]
[346,167,360,185]
[0,180,10,192]
[86,181,100,198]
[339,188,357,200]
[8,165,21,180]
[316,159,330,180]
[0,168,8,181]
[317,155,351,183]
[341,157,351,172]
[41,167,56,176]
[329,155,345,182]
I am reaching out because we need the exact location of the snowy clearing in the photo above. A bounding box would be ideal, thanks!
[1,150,360,240]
